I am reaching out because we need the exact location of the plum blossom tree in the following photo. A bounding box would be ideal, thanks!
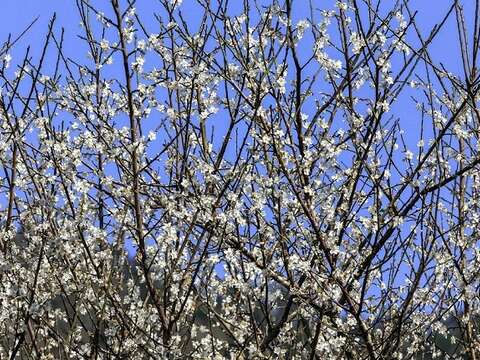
[0,0,479,358]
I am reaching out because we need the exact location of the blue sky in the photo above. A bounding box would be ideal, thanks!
[0,0,467,68]
[0,0,474,269]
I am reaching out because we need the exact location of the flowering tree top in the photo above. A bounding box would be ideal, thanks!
[0,0,479,358]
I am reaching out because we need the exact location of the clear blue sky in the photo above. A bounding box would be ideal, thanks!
[0,0,472,262]
[0,0,467,69]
